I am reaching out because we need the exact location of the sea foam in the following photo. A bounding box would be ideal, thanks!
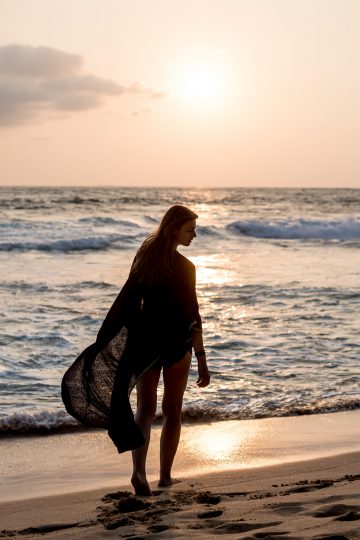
[227,217,360,240]
[0,234,139,252]
[2,395,360,436]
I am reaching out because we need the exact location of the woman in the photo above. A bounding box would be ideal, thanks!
[62,205,210,495]
[125,205,210,495]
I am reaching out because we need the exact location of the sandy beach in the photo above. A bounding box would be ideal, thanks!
[1,410,360,539]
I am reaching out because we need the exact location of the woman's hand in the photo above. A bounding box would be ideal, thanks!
[196,357,210,388]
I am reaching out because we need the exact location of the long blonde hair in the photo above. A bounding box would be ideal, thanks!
[130,205,198,285]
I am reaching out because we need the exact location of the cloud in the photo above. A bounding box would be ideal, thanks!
[127,81,166,99]
[130,106,155,117]
[0,44,82,78]
[0,44,164,126]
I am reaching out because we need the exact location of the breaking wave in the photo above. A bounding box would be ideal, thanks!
[179,396,360,422]
[0,410,82,436]
[2,396,360,436]
[227,217,360,240]
[0,234,140,252]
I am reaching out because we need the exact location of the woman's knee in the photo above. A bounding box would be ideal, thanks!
[161,352,191,419]
[135,367,160,420]
[162,398,183,420]
[136,393,157,419]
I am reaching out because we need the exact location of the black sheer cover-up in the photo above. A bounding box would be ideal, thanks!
[61,252,202,453]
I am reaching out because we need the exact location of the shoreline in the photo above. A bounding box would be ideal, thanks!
[3,405,360,438]
[1,410,360,538]
[2,409,360,503]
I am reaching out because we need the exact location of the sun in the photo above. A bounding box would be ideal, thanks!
[171,58,229,106]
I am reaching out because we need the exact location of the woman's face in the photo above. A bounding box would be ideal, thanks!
[175,219,197,247]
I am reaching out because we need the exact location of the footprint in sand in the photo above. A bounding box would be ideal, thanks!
[316,494,353,504]
[281,481,333,495]
[248,534,293,540]
[195,492,221,504]
[311,536,349,540]
[211,520,283,533]
[97,488,223,532]
[335,510,360,521]
[311,503,360,518]
[267,502,305,515]
[197,509,223,519]
[0,521,85,537]
[147,523,172,533]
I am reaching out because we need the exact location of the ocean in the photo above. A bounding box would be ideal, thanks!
[0,186,359,436]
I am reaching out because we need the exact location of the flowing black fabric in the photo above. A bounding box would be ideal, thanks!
[61,252,201,453]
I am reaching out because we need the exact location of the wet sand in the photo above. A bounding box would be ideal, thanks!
[1,410,360,539]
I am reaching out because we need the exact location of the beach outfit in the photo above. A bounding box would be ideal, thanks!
[62,251,201,453]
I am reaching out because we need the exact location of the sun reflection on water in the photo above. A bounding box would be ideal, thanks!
[184,421,264,465]
[196,429,240,461]
[191,255,238,286]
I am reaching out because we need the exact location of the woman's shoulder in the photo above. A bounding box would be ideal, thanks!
[175,251,195,271]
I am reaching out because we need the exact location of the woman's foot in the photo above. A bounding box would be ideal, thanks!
[131,473,152,496]
[158,477,181,488]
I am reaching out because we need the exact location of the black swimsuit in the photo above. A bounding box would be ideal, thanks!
[128,251,202,372]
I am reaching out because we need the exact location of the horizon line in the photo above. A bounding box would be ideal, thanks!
[0,184,359,190]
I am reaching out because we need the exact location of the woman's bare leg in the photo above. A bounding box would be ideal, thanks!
[159,351,191,487]
[131,367,161,495]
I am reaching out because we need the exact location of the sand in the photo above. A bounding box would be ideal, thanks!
[1,410,360,539]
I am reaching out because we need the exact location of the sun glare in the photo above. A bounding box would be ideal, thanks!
[172,58,229,106]
[184,422,253,464]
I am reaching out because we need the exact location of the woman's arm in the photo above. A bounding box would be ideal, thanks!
[179,255,210,387]
[192,326,210,388]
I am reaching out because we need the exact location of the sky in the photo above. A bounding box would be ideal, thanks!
[0,0,359,188]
